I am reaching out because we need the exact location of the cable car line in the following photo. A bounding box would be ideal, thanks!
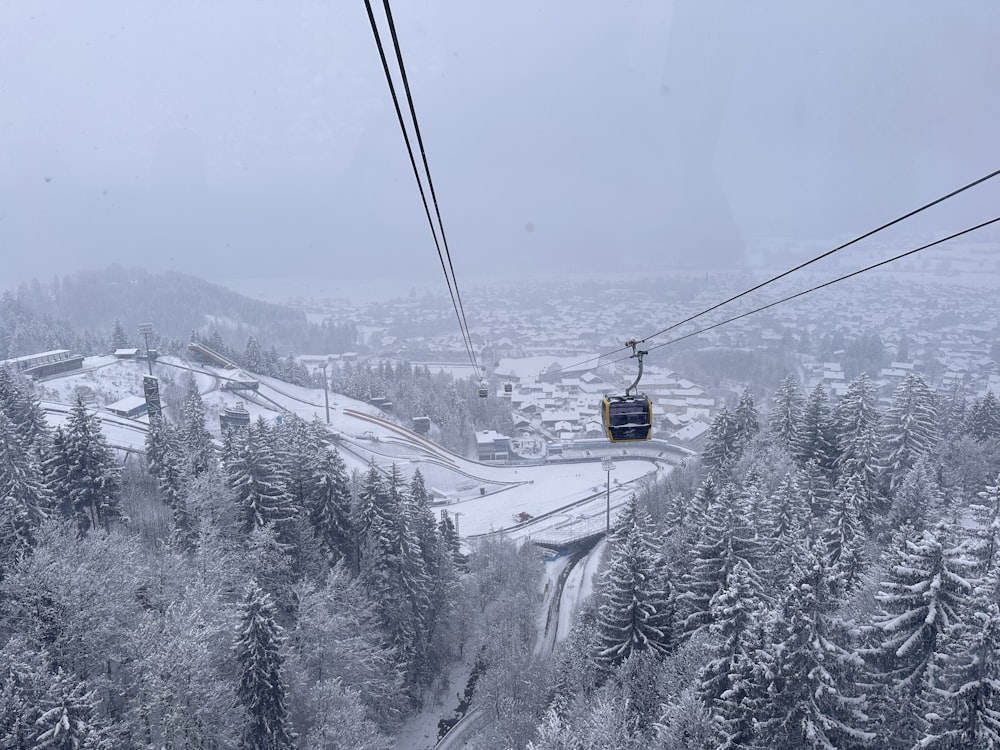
[631,166,1000,349]
[542,166,1000,379]
[378,0,481,381]
[599,215,1000,369]
[362,0,482,382]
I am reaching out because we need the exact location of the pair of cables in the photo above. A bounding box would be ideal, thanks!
[363,0,482,381]
[549,168,1000,377]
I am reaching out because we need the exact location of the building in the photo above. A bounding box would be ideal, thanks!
[105,396,149,419]
[220,402,251,431]
[1,350,85,379]
[476,430,510,462]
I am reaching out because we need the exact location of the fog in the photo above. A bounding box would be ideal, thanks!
[2,0,998,291]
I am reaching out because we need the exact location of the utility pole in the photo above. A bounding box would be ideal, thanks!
[318,358,331,424]
[602,457,615,533]
[138,323,154,376]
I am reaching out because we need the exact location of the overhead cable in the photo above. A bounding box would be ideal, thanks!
[362,0,481,379]
[543,167,1000,378]
[598,215,1000,368]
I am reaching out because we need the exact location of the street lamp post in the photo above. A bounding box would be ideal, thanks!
[138,323,154,376]
[318,358,331,424]
[601,457,615,533]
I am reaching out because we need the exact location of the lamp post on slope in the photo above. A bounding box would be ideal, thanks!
[138,323,154,376]
[318,358,331,424]
[602,456,615,533]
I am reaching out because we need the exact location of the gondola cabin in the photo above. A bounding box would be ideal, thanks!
[478,382,489,398]
[601,395,653,442]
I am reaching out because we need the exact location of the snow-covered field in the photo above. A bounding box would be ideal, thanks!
[35,356,673,538]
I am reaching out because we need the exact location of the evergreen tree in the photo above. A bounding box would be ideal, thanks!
[731,388,760,454]
[243,336,264,375]
[823,473,867,592]
[889,455,943,532]
[49,398,123,533]
[882,372,939,495]
[971,474,1000,573]
[109,317,130,351]
[0,411,50,575]
[224,427,297,539]
[438,510,466,571]
[594,496,675,669]
[679,485,766,637]
[865,526,976,747]
[835,373,881,480]
[235,580,295,750]
[795,458,834,520]
[794,384,839,477]
[966,391,1000,442]
[756,542,875,749]
[307,448,354,567]
[31,669,107,750]
[180,373,215,475]
[0,366,49,452]
[703,407,738,473]
[769,373,804,453]
[918,603,1000,749]
[697,560,764,708]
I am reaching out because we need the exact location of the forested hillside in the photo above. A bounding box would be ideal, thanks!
[3,362,1000,748]
[502,373,1000,750]
[2,268,357,360]
[0,368,536,748]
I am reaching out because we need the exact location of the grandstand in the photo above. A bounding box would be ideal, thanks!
[1,350,85,379]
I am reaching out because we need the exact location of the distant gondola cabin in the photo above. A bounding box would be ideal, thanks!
[601,395,653,442]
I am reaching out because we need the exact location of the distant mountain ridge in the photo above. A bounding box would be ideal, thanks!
[2,266,356,360]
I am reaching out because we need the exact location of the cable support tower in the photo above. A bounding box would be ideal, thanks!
[363,0,482,380]
[542,167,1000,379]
[596,215,1000,368]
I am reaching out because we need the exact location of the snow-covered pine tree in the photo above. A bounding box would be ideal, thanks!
[52,397,123,533]
[889,454,944,532]
[438,510,466,571]
[595,495,675,669]
[881,372,939,496]
[0,366,49,452]
[678,485,765,638]
[917,603,1000,749]
[731,388,760,455]
[0,411,50,575]
[307,447,354,567]
[823,472,867,593]
[243,335,264,375]
[180,373,216,476]
[224,426,297,539]
[795,458,834,520]
[31,668,109,750]
[835,373,881,480]
[794,383,839,477]
[971,474,1000,573]
[703,407,738,473]
[235,580,295,750]
[697,559,764,708]
[109,317,130,350]
[965,391,1000,443]
[864,525,976,748]
[756,541,875,749]
[769,373,804,454]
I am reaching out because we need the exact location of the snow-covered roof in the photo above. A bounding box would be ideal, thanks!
[106,396,148,413]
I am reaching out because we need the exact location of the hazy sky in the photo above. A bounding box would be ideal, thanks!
[2,0,998,291]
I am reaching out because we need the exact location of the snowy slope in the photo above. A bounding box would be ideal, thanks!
[35,356,674,538]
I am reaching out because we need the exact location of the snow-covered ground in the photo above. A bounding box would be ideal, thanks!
[34,356,674,539]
